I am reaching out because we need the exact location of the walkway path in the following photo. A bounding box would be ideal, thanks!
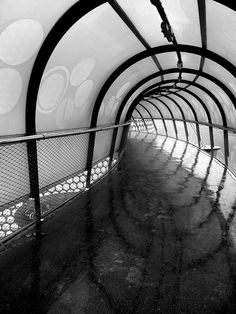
[0,133,236,313]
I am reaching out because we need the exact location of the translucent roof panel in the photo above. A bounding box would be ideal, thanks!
[207,0,236,66]
[162,0,201,46]
[98,57,158,125]
[177,91,208,123]
[167,94,195,121]
[156,52,201,70]
[134,105,150,119]
[188,86,223,125]
[196,76,236,128]
[0,0,78,136]
[163,73,179,81]
[181,73,197,82]
[153,97,183,120]
[36,3,145,132]
[203,58,236,98]
[119,77,164,122]
[140,100,171,119]
[116,0,167,47]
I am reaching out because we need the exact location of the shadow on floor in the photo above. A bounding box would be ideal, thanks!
[1,134,236,313]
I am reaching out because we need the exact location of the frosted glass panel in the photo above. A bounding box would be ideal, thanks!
[140,100,169,119]
[117,0,166,47]
[154,97,182,120]
[93,130,113,163]
[162,0,201,46]
[98,57,157,125]
[156,52,201,70]
[188,86,223,125]
[196,76,235,128]
[36,3,144,132]
[168,94,195,120]
[207,0,236,66]
[0,0,78,135]
[164,73,179,81]
[178,91,208,123]
[204,58,236,98]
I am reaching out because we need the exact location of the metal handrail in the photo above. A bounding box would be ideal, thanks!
[0,121,131,145]
[136,117,236,134]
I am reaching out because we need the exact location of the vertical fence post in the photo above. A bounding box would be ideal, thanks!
[196,122,201,147]
[183,121,189,142]
[85,131,96,188]
[224,129,229,166]
[209,126,214,152]
[119,124,130,155]
[109,127,118,169]
[173,119,178,139]
[27,140,41,236]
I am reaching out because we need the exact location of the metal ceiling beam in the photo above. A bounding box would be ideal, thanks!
[158,94,189,140]
[133,108,148,132]
[137,103,158,133]
[26,0,107,135]
[90,45,235,129]
[108,0,163,75]
[197,0,207,71]
[150,0,182,65]
[116,67,235,128]
[151,87,214,148]
[142,99,168,135]
[148,97,178,137]
[167,92,201,146]
[143,79,227,127]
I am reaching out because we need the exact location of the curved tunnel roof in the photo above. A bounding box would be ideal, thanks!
[0,0,236,137]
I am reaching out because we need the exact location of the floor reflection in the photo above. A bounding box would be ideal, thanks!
[0,134,236,313]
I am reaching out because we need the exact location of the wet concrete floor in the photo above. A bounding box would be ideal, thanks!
[1,133,236,313]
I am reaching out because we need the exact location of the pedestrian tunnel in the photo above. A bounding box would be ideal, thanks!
[0,0,236,263]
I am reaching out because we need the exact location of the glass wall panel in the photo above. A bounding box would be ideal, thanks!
[93,129,113,163]
[162,0,201,46]
[99,57,158,125]
[168,94,195,120]
[207,0,236,66]
[204,58,236,99]
[156,97,183,119]
[117,0,166,48]
[178,91,208,123]
[154,119,166,136]
[165,120,176,138]
[188,86,223,125]
[176,120,187,141]
[186,122,198,146]
[228,131,236,175]
[199,125,211,147]
[142,99,171,119]
[213,127,225,165]
[196,76,235,129]
[36,3,144,132]
[0,0,78,136]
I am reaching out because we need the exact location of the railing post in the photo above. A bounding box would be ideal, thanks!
[27,140,41,235]
[224,129,229,166]
[184,121,189,142]
[109,127,118,169]
[196,122,201,147]
[85,131,96,188]
[119,124,130,154]
[209,125,214,152]
[173,119,178,139]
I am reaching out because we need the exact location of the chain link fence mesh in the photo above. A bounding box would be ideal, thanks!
[0,125,127,242]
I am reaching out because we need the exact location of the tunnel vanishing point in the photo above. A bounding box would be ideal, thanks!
[0,0,236,313]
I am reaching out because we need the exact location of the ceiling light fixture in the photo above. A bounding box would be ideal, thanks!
[160,22,173,42]
[177,60,183,69]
